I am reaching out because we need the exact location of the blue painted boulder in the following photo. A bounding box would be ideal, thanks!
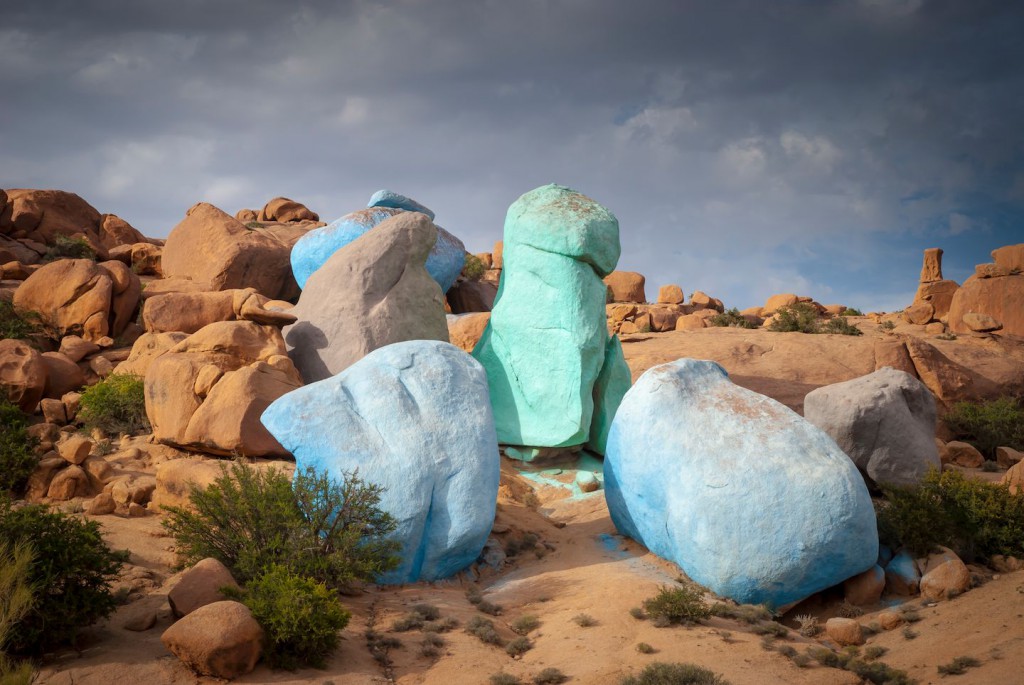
[604,358,878,607]
[290,191,465,292]
[472,184,630,453]
[261,340,500,584]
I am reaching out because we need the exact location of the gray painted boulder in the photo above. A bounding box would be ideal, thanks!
[283,212,449,383]
[804,367,939,487]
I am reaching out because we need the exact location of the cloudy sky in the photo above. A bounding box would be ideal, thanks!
[2,0,1022,310]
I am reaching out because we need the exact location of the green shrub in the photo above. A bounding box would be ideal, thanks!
[944,397,1024,458]
[477,599,503,616]
[708,308,756,329]
[751,622,788,638]
[820,316,863,336]
[794,613,820,637]
[505,635,532,657]
[847,659,914,684]
[636,642,656,654]
[879,320,896,331]
[841,308,863,316]
[511,614,541,635]
[0,301,44,342]
[629,606,647,620]
[422,617,458,633]
[491,673,522,685]
[245,221,265,230]
[462,254,486,281]
[0,497,127,654]
[419,632,444,658]
[642,585,709,626]
[767,302,820,333]
[164,462,400,587]
[78,374,149,435]
[224,565,349,670]
[877,469,1024,560]
[708,603,772,624]
[937,656,980,676]
[44,235,95,262]
[619,662,731,685]
[572,613,597,627]
[533,668,568,685]
[0,541,35,684]
[0,400,38,495]
[465,615,503,646]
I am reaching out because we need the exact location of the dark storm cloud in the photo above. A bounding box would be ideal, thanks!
[2,0,1022,309]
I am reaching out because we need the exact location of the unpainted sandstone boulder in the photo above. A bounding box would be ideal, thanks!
[604,271,646,303]
[168,558,241,619]
[0,339,47,411]
[161,601,263,679]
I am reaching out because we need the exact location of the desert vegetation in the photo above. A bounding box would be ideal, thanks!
[78,373,149,435]
[0,400,38,495]
[944,396,1024,458]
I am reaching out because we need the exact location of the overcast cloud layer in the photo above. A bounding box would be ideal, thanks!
[2,0,1022,310]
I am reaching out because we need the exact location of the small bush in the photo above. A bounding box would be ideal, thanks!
[902,626,918,640]
[708,603,773,624]
[466,615,503,646]
[0,301,44,342]
[245,221,265,229]
[225,565,349,669]
[945,397,1024,458]
[936,332,957,341]
[630,606,647,620]
[808,646,841,668]
[847,659,914,684]
[44,235,95,262]
[708,308,756,329]
[642,585,710,626]
[491,673,522,685]
[411,603,441,621]
[791,654,811,668]
[391,612,424,632]
[864,645,888,661]
[767,302,820,333]
[794,614,820,637]
[751,622,788,638]
[533,668,568,685]
[937,656,981,676]
[0,400,38,495]
[505,532,539,557]
[462,254,486,281]
[877,468,1024,560]
[0,497,127,654]
[467,587,483,604]
[512,614,541,635]
[759,636,777,651]
[636,642,656,654]
[620,662,731,685]
[838,601,864,618]
[78,374,149,435]
[0,541,35,683]
[505,636,532,657]
[573,613,597,627]
[164,462,400,587]
[841,308,863,316]
[422,617,458,633]
[879,320,896,331]
[419,633,444,658]
[820,316,863,336]
[477,599,503,616]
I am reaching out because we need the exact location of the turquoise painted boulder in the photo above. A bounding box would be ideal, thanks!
[261,340,500,584]
[290,191,466,292]
[604,358,878,607]
[472,184,628,452]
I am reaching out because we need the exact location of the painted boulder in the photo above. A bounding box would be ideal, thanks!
[290,191,465,292]
[472,184,630,454]
[604,358,878,607]
[261,340,499,584]
[804,367,940,487]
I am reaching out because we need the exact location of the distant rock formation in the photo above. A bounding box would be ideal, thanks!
[948,243,1023,337]
[908,247,959,325]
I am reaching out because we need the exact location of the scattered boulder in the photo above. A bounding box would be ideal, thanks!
[262,340,500,584]
[151,458,237,511]
[472,184,630,454]
[168,558,241,619]
[825,618,865,646]
[962,312,1002,332]
[919,547,970,601]
[290,190,465,293]
[903,302,934,326]
[235,208,257,223]
[368,189,436,219]
[604,359,877,606]
[114,331,189,377]
[447,312,490,353]
[762,293,798,316]
[843,565,885,606]
[145,321,302,457]
[0,189,113,250]
[948,245,1024,337]
[0,339,47,411]
[257,197,318,223]
[991,243,1024,273]
[604,271,646,303]
[98,214,148,251]
[41,351,85,399]
[447,278,498,314]
[804,368,940,487]
[58,435,93,465]
[884,549,920,595]
[940,441,984,468]
[142,288,296,334]
[59,335,100,362]
[161,203,296,300]
[161,601,263,679]
[284,212,449,383]
[995,446,1022,469]
[657,284,684,305]
[47,464,90,500]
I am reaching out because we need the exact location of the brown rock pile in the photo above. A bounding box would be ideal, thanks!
[604,270,647,303]
[142,287,297,334]
[948,243,1023,338]
[909,247,960,325]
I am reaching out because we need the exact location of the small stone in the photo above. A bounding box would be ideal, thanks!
[657,284,684,304]
[89,355,115,377]
[995,446,1023,469]
[919,548,970,601]
[59,335,100,362]
[825,617,864,646]
[168,558,242,619]
[941,441,984,468]
[903,302,934,325]
[127,502,147,517]
[86,492,116,515]
[57,435,93,465]
[575,471,600,493]
[47,465,89,500]
[40,398,67,425]
[877,610,903,630]
[123,607,158,632]
[962,312,1002,333]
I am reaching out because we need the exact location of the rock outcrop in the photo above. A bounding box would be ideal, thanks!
[262,340,500,584]
[257,197,318,223]
[804,368,940,487]
[604,271,646,303]
[290,190,466,293]
[604,358,878,607]
[161,601,263,679]
[948,243,1023,338]
[284,212,449,383]
[161,203,298,300]
[911,248,959,323]
[472,184,631,454]
[0,339,47,411]
[142,288,296,334]
[145,321,302,457]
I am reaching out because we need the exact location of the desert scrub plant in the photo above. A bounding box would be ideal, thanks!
[944,396,1024,458]
[466,615,504,646]
[636,642,656,654]
[619,662,731,685]
[751,621,788,638]
[902,626,918,640]
[490,673,522,685]
[767,302,821,333]
[477,599,503,616]
[422,617,458,633]
[164,462,400,587]
[0,400,38,495]
[0,300,44,342]
[505,635,533,657]
[794,614,820,637]
[864,645,888,661]
[224,565,349,669]
[511,614,541,635]
[462,253,486,281]
[533,668,568,684]
[629,606,647,620]
[708,602,772,624]
[937,656,981,676]
[838,601,864,618]
[78,373,149,435]
[391,604,442,631]
[0,541,35,684]
[841,307,863,316]
[572,612,597,627]
[936,332,957,341]
[877,468,1024,560]
[708,308,756,329]
[43,235,95,261]
[419,633,445,658]
[642,584,710,626]
[245,221,265,229]
[879,320,896,331]
[820,316,863,336]
[0,497,127,654]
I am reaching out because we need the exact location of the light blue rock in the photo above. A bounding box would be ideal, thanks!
[472,184,627,452]
[290,193,466,293]
[368,189,436,220]
[260,340,500,584]
[604,358,878,607]
[884,549,921,594]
